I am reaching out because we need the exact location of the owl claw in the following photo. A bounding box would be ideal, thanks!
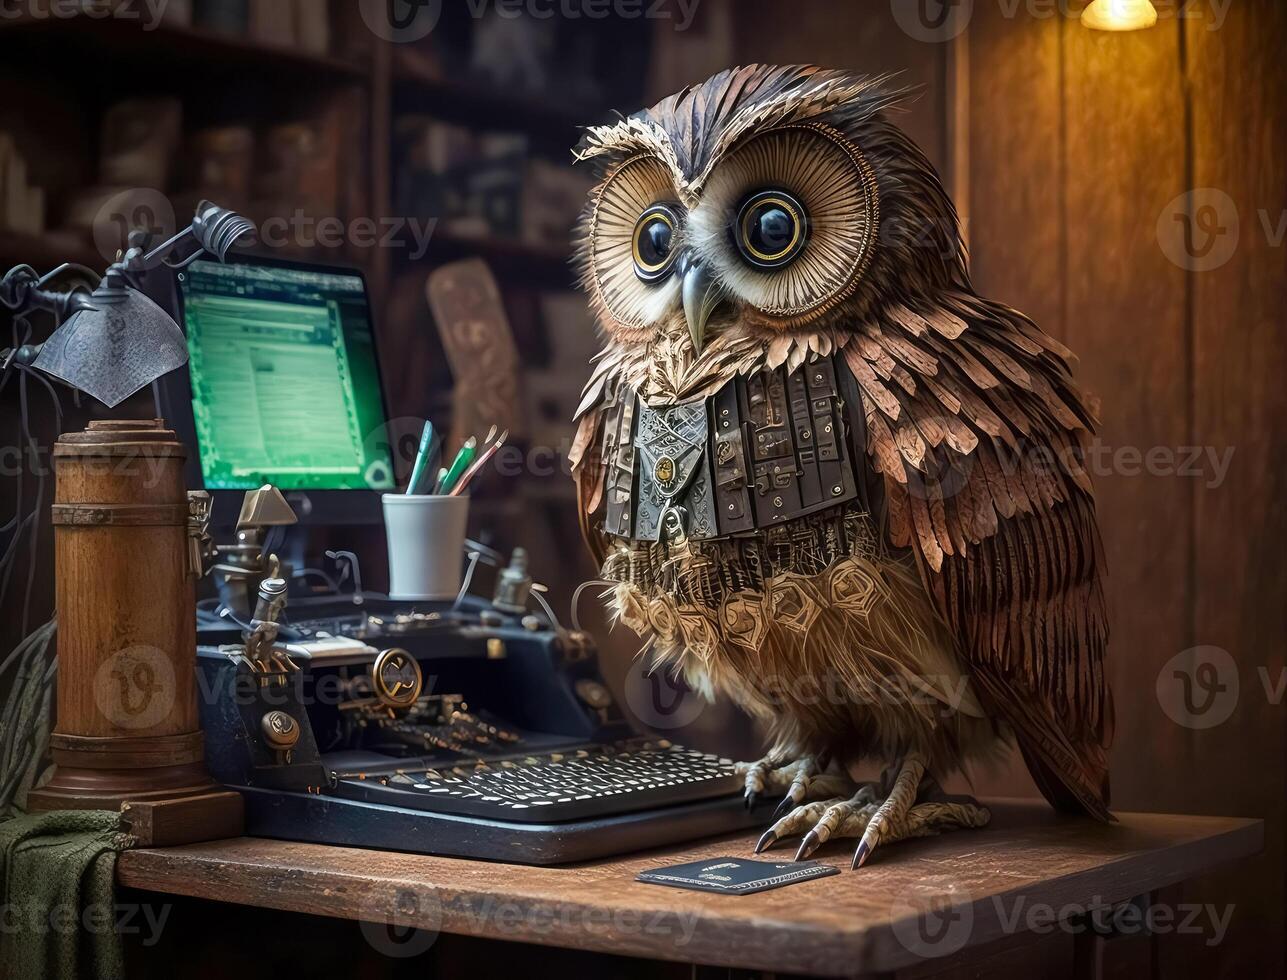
[754,828,778,854]
[851,840,871,869]
[793,830,823,862]
[771,794,797,821]
[744,790,760,811]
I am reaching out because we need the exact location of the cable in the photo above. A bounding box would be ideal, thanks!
[570,579,620,634]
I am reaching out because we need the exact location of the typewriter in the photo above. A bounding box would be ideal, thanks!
[195,567,765,865]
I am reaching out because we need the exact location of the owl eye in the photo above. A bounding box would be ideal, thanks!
[632,204,680,282]
[734,190,809,269]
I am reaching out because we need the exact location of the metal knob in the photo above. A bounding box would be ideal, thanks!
[261,711,299,750]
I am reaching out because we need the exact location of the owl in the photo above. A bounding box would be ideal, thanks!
[569,65,1112,867]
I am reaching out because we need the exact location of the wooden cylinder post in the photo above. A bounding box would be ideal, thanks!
[27,419,243,844]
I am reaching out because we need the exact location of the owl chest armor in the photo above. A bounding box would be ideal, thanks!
[600,355,863,544]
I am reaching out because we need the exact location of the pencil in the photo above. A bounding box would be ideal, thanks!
[435,437,477,495]
[448,430,508,497]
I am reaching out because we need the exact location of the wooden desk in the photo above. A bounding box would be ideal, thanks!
[116,801,1261,978]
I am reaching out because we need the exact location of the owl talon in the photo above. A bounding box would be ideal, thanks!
[771,794,796,821]
[794,830,823,862]
[746,756,990,869]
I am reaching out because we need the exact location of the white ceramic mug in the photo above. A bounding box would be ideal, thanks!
[381,494,469,601]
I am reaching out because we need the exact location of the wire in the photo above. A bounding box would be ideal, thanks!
[570,579,620,634]
[452,551,484,611]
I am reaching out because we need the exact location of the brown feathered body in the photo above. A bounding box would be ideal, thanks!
[569,65,1113,819]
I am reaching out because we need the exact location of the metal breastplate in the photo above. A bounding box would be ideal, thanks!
[601,355,860,543]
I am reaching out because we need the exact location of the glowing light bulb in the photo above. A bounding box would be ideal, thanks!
[1080,0,1159,31]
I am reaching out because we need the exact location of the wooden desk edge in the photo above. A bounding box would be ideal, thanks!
[116,811,1264,977]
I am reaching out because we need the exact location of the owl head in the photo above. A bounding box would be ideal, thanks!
[573,65,967,355]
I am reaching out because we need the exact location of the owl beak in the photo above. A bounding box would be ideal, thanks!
[680,257,726,356]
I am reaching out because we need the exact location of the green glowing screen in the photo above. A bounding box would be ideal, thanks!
[179,260,394,491]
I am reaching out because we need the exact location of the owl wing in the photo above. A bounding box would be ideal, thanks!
[841,293,1114,820]
[568,353,621,566]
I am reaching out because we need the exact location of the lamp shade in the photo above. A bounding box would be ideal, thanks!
[31,284,189,408]
[1080,0,1159,31]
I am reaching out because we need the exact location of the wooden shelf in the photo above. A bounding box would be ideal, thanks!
[0,14,370,86]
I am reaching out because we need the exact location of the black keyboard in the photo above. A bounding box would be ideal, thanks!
[331,738,741,823]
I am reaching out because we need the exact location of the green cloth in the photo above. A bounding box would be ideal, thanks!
[0,810,134,980]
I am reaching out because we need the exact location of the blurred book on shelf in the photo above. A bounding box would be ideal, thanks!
[100,98,183,189]
[395,119,526,240]
[188,126,255,215]
[394,118,591,249]
[254,121,340,227]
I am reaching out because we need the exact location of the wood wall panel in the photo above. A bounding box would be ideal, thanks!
[731,0,950,172]
[1183,1,1287,973]
[1061,13,1192,812]
[964,3,1065,343]
[963,4,1287,974]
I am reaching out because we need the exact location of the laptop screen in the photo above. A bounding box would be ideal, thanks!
[177,259,395,492]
